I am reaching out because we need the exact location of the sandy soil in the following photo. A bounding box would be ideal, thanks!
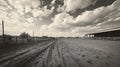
[0,38,120,67]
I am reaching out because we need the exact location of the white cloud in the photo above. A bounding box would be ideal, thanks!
[64,0,94,12]
[48,12,73,31]
[32,6,55,17]
[114,17,120,21]
[27,17,34,23]
[8,0,38,6]
[32,0,41,8]
[25,6,32,13]
[51,0,56,5]
[72,26,100,33]
[56,5,65,12]
[0,9,8,19]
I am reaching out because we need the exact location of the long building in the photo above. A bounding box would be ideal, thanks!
[85,29,120,40]
[86,30,120,37]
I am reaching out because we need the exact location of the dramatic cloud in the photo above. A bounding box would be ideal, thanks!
[0,0,119,37]
[71,5,115,26]
[40,0,120,36]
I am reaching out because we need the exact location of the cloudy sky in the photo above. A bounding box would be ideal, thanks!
[0,0,120,37]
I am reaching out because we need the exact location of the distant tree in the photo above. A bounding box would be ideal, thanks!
[20,32,30,39]
[42,36,48,38]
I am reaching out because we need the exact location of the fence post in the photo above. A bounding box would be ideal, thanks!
[22,38,23,44]
[27,37,28,43]
[16,36,17,44]
[33,37,34,43]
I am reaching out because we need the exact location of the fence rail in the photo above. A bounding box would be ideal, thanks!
[0,36,55,46]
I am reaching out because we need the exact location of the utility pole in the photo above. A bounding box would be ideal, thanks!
[2,20,5,43]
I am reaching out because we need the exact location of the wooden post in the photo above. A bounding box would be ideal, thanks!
[33,29,34,43]
[2,20,5,43]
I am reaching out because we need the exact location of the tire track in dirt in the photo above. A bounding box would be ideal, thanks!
[32,39,66,67]
[59,40,83,67]
[66,48,84,67]
[44,39,58,67]
[43,39,68,67]
[0,50,29,64]
[56,40,73,67]
[14,40,57,67]
[0,40,52,65]
[0,40,57,67]
[56,40,67,67]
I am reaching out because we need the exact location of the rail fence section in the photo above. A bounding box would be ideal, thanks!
[0,36,55,47]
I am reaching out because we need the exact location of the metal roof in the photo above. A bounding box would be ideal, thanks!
[87,27,120,35]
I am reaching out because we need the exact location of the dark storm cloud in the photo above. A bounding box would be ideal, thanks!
[70,0,116,17]
[38,0,116,18]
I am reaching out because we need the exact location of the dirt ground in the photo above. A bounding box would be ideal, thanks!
[0,38,120,67]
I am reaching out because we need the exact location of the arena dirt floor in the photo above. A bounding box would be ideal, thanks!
[0,38,120,67]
